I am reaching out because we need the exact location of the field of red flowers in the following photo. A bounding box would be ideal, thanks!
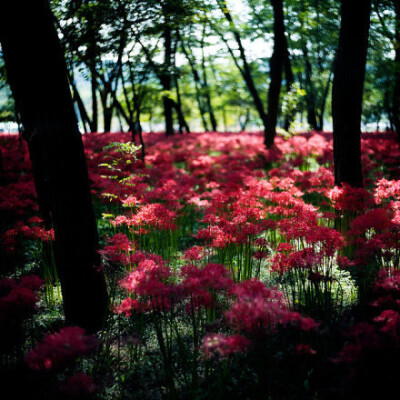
[2,130,400,399]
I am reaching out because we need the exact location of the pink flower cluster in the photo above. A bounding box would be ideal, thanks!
[201,333,249,358]
[119,256,178,312]
[225,279,318,336]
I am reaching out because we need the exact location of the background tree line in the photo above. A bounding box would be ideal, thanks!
[1,0,398,139]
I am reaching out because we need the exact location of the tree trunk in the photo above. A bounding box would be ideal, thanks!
[283,44,294,131]
[318,69,333,131]
[69,74,91,133]
[200,31,218,132]
[217,1,268,136]
[303,48,319,131]
[174,78,190,134]
[178,31,210,131]
[384,86,394,131]
[332,0,371,187]
[393,0,400,140]
[264,0,286,147]
[103,106,113,133]
[86,11,98,134]
[90,73,98,132]
[162,12,174,136]
[0,0,108,332]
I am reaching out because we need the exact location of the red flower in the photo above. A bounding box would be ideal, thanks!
[60,373,97,397]
[201,333,249,358]
[25,327,95,370]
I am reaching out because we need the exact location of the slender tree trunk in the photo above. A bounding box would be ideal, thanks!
[283,45,294,131]
[178,31,210,131]
[103,106,113,133]
[332,0,371,187]
[69,75,91,133]
[264,0,286,147]
[86,11,98,133]
[303,48,318,131]
[174,78,190,134]
[318,69,333,131]
[99,82,115,133]
[162,12,174,136]
[200,30,217,131]
[393,0,400,140]
[119,66,137,143]
[240,108,250,131]
[90,73,98,132]
[0,0,108,332]
[172,40,190,135]
[217,1,268,135]
[384,86,394,131]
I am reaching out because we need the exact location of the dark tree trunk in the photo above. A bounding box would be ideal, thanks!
[393,0,400,140]
[0,0,108,332]
[162,12,174,137]
[264,0,286,147]
[283,44,294,131]
[385,86,394,131]
[86,11,98,133]
[332,0,371,187]
[103,105,113,133]
[239,108,250,131]
[303,48,319,131]
[90,73,98,132]
[174,78,190,134]
[200,31,218,132]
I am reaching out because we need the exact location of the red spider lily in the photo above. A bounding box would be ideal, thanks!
[119,257,180,312]
[25,327,95,370]
[181,263,233,310]
[183,246,205,261]
[114,297,143,316]
[295,343,317,355]
[375,178,400,204]
[60,373,97,397]
[201,333,250,358]
[99,233,132,265]
[225,279,318,336]
[0,275,43,320]
[329,184,374,212]
[349,208,395,236]
[130,203,177,231]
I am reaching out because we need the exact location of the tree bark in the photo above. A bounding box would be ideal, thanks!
[200,28,218,131]
[174,77,190,134]
[332,0,371,187]
[283,43,294,131]
[162,10,174,136]
[264,0,286,147]
[302,47,318,131]
[86,12,98,133]
[0,0,108,332]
